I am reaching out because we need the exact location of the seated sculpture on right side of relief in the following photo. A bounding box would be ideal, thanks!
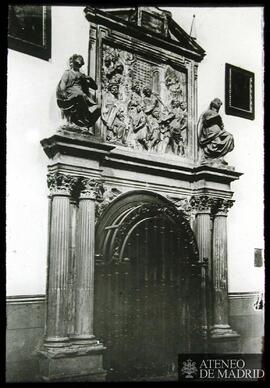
[198,98,234,165]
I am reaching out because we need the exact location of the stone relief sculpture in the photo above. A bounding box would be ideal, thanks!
[101,44,189,156]
[56,54,101,134]
[198,98,234,165]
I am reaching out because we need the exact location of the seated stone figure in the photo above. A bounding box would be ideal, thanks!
[198,98,234,164]
[56,54,101,134]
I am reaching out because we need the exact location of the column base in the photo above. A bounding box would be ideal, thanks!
[43,336,70,348]
[208,325,241,353]
[37,342,107,382]
[69,334,98,346]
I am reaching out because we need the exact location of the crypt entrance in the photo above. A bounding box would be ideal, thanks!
[94,191,202,381]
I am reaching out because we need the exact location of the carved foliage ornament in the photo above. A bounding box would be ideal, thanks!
[80,178,104,200]
[189,195,234,215]
[211,198,234,215]
[189,195,214,212]
[47,173,78,196]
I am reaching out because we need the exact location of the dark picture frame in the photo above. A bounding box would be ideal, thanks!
[8,5,51,61]
[225,63,255,120]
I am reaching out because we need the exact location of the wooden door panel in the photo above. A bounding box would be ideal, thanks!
[94,217,193,381]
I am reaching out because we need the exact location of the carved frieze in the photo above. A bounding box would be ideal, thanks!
[101,44,189,156]
[47,173,78,196]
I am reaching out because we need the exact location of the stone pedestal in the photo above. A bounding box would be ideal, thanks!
[209,198,240,353]
[38,344,106,382]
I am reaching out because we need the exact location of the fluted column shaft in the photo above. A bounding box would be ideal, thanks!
[191,195,214,335]
[195,209,212,328]
[72,178,101,344]
[212,211,229,328]
[45,173,77,347]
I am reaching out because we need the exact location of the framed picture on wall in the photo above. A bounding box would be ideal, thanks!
[225,63,255,120]
[8,5,51,61]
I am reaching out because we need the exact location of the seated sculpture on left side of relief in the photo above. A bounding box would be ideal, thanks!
[56,54,101,134]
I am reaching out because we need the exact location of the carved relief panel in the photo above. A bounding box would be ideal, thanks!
[100,43,189,157]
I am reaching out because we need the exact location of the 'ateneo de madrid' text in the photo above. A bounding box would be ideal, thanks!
[199,360,264,379]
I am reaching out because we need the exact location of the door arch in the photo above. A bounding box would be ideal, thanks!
[94,191,203,381]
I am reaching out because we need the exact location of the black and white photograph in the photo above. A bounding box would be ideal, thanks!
[6,3,265,382]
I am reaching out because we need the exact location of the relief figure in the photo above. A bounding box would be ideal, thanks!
[169,100,188,155]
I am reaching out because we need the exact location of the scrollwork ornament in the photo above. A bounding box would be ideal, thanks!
[47,173,78,196]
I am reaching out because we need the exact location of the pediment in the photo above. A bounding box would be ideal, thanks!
[100,6,205,61]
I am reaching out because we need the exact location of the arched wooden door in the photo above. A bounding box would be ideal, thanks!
[94,193,203,381]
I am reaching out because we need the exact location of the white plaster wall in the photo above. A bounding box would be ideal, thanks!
[166,7,264,293]
[6,6,264,295]
[6,6,90,295]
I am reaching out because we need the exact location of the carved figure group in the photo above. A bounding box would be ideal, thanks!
[56,54,101,134]
[100,46,189,155]
[102,79,188,154]
[198,98,234,164]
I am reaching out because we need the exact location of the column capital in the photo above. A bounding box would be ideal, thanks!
[212,198,234,216]
[190,195,214,213]
[80,178,103,200]
[47,173,78,197]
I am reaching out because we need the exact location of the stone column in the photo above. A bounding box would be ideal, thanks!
[71,178,102,345]
[209,198,240,352]
[190,195,213,339]
[44,173,77,347]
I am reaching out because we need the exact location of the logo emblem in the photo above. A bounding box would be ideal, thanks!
[181,359,198,378]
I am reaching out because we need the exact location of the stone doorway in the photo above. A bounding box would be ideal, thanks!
[94,192,203,381]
